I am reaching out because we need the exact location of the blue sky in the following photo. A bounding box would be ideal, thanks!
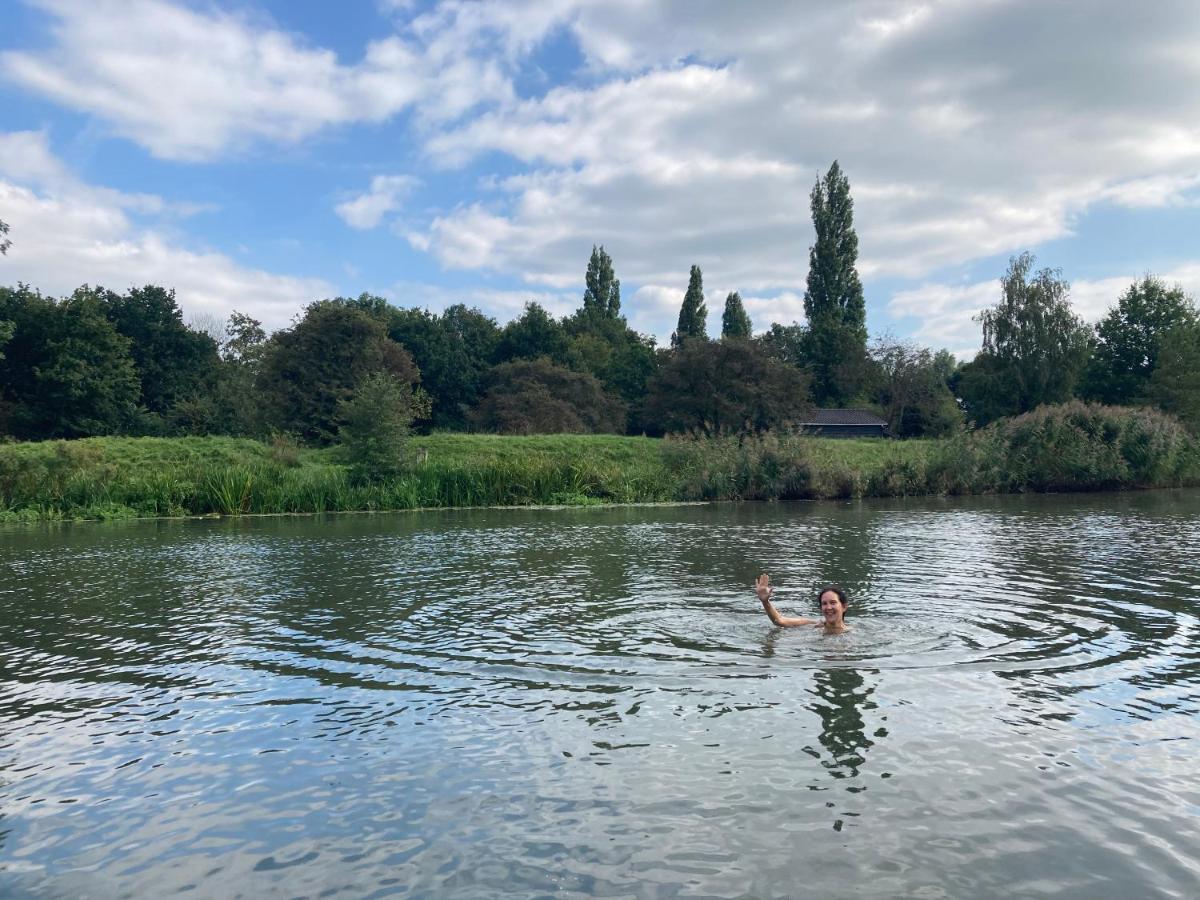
[2,0,1198,356]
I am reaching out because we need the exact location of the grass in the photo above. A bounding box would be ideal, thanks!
[2,404,1197,523]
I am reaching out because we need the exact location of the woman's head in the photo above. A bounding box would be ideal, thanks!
[816,585,849,625]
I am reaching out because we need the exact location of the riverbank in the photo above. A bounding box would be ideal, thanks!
[2,403,1197,522]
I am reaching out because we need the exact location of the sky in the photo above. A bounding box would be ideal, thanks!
[1,0,1199,357]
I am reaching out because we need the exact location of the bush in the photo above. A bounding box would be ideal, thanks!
[932,401,1200,493]
[336,373,426,483]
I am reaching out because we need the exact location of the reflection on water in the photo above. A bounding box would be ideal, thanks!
[2,492,1200,897]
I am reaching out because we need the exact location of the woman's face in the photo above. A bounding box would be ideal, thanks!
[818,590,846,624]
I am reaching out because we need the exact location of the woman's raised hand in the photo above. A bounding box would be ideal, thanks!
[755,573,772,602]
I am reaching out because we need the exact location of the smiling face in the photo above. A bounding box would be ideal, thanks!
[818,589,847,626]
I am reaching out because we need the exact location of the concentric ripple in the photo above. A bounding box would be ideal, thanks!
[2,493,1200,897]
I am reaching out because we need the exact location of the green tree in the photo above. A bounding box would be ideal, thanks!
[336,372,420,482]
[387,303,501,431]
[957,252,1090,424]
[671,265,707,347]
[1082,276,1198,405]
[0,285,139,438]
[721,291,752,339]
[641,339,812,434]
[258,301,420,443]
[0,219,10,255]
[496,302,570,365]
[871,337,963,437]
[582,245,621,322]
[103,285,220,424]
[470,357,625,434]
[1148,322,1200,432]
[804,161,867,404]
[757,322,810,368]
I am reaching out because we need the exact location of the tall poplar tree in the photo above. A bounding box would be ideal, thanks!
[721,291,752,339]
[805,161,865,337]
[803,161,868,404]
[582,245,621,321]
[672,265,708,347]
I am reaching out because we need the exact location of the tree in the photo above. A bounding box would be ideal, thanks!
[804,161,867,404]
[496,302,570,365]
[582,245,621,322]
[1148,322,1200,432]
[871,337,963,437]
[721,291,752,339]
[0,219,10,255]
[641,339,812,434]
[671,265,707,347]
[336,372,420,482]
[470,357,625,434]
[387,304,500,431]
[956,252,1090,424]
[0,285,139,438]
[805,161,865,337]
[258,301,420,443]
[757,322,810,368]
[1082,276,1198,405]
[102,285,220,423]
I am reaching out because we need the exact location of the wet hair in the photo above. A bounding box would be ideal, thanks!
[816,585,849,608]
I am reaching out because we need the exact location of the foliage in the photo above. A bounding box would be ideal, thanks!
[0,219,10,255]
[671,264,707,347]
[805,161,865,338]
[1148,322,1200,432]
[957,252,1090,424]
[0,285,140,439]
[258,300,419,443]
[870,338,963,437]
[804,161,867,404]
[757,322,810,368]
[1082,276,1198,405]
[581,245,621,322]
[336,372,423,482]
[721,291,752,339]
[470,357,626,434]
[103,284,221,421]
[495,302,570,366]
[928,401,1200,493]
[387,303,500,431]
[641,338,812,434]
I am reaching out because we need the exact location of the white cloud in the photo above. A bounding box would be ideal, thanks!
[0,133,331,331]
[1,0,507,161]
[402,0,1200,340]
[335,174,420,229]
[383,281,575,322]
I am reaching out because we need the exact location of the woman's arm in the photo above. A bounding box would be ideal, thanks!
[755,573,817,627]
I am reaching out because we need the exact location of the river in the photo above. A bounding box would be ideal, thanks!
[2,493,1199,897]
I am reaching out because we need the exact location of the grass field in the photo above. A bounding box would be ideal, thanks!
[2,405,1196,523]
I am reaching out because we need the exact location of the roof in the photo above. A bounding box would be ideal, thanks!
[804,408,889,426]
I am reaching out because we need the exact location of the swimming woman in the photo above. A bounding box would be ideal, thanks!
[755,574,849,633]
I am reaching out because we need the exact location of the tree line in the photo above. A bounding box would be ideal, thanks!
[1,161,1198,446]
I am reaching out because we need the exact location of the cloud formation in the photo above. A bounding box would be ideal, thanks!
[335,175,420,230]
[0,131,331,330]
[5,0,1200,348]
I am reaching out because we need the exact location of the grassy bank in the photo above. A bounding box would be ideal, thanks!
[2,403,1198,522]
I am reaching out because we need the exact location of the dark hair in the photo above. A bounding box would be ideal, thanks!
[816,585,849,608]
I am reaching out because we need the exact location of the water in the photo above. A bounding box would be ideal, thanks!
[2,493,1199,898]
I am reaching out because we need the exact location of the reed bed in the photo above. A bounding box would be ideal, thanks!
[2,404,1197,522]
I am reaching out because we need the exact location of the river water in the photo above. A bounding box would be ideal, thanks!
[2,493,1199,898]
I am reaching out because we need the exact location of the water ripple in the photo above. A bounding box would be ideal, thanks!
[2,494,1199,896]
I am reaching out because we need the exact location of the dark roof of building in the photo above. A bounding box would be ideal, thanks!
[804,408,889,426]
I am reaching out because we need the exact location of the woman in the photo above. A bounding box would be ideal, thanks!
[755,573,849,633]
